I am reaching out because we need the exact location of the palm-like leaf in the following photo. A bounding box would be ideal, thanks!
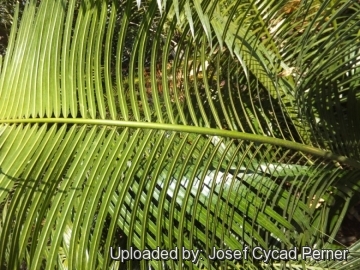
[1,0,360,269]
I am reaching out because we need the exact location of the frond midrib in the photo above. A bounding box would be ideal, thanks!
[2,117,359,169]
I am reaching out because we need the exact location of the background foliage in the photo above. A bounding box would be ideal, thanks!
[0,0,16,55]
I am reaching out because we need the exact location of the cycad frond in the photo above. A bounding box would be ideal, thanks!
[1,0,360,269]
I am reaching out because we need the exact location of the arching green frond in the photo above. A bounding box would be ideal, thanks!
[1,0,360,269]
